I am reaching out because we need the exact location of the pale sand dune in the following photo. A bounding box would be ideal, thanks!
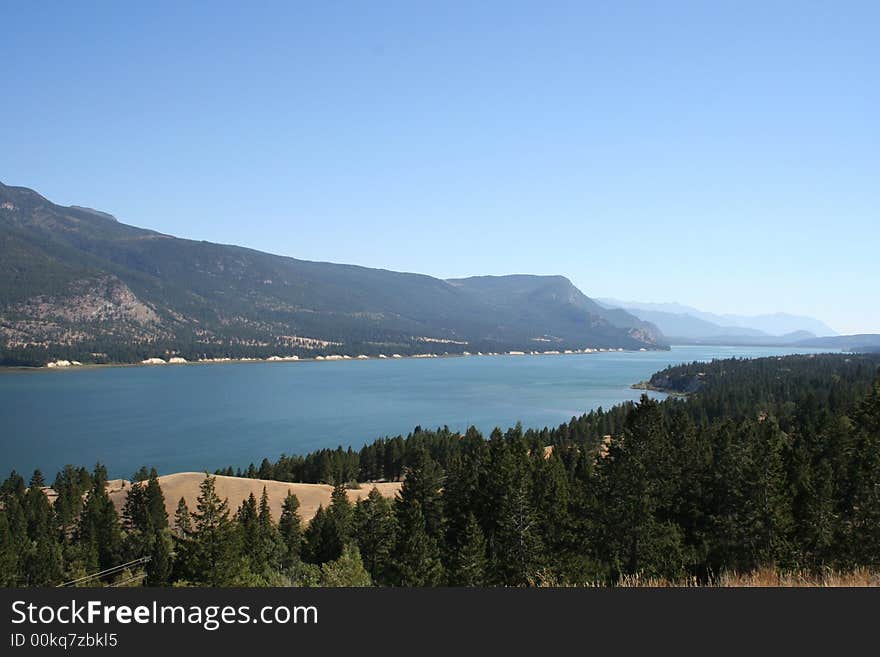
[107,472,401,524]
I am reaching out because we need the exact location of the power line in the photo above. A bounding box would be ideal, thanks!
[58,556,151,587]
[109,571,147,587]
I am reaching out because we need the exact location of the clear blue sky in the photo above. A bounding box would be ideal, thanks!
[2,2,877,333]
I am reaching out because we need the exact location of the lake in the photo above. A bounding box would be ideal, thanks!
[0,345,833,478]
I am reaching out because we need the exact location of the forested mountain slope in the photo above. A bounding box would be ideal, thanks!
[0,182,664,365]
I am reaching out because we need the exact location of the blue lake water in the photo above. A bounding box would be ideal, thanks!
[0,345,833,478]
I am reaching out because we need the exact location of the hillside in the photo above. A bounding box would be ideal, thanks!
[447,275,662,346]
[105,473,401,525]
[0,182,665,365]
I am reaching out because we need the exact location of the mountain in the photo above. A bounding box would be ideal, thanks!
[447,275,663,347]
[0,182,664,365]
[794,334,880,353]
[596,304,768,340]
[598,297,837,343]
[711,313,836,338]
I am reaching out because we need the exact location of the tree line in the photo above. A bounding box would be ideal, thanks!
[1,353,879,586]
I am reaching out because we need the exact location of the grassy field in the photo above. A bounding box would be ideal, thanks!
[106,472,402,523]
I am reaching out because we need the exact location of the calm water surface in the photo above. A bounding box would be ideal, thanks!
[0,345,832,477]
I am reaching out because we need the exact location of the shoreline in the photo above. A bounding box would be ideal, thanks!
[0,344,839,375]
[0,345,661,373]
[630,381,690,397]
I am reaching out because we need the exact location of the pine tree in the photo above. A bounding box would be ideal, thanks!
[480,429,515,573]
[239,486,284,578]
[391,499,443,586]
[278,491,303,569]
[258,458,274,480]
[320,544,372,587]
[303,505,332,564]
[186,475,244,586]
[75,464,122,578]
[480,429,544,585]
[306,483,353,563]
[122,479,148,534]
[448,512,486,586]
[788,417,837,569]
[493,476,544,585]
[802,457,836,566]
[171,497,193,583]
[144,530,172,586]
[121,481,150,574]
[667,408,712,576]
[0,512,19,586]
[739,419,794,568]
[253,487,283,575]
[848,379,880,564]
[25,470,54,538]
[705,421,751,573]
[0,490,27,586]
[25,532,64,586]
[397,449,444,542]
[144,469,168,531]
[174,497,192,537]
[131,466,150,483]
[1,471,26,498]
[53,465,90,541]
[121,470,173,586]
[596,396,685,581]
[236,492,260,573]
[30,469,45,488]
[530,446,571,573]
[442,430,486,577]
[353,487,396,584]
[237,492,258,525]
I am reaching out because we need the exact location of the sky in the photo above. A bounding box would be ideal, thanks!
[2,2,878,334]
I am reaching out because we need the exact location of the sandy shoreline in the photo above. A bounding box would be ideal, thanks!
[1,346,659,373]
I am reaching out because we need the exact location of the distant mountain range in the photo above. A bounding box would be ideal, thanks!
[598,298,838,338]
[0,182,664,365]
[596,298,880,351]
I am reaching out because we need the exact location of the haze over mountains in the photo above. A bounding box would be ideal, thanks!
[598,298,840,344]
[0,182,664,365]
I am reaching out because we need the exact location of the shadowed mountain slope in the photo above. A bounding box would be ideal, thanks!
[0,182,664,365]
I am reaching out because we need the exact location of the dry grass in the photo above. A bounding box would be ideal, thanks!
[583,568,880,587]
[531,566,880,587]
[106,472,401,524]
[711,567,880,587]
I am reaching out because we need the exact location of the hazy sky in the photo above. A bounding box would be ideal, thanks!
[2,2,877,333]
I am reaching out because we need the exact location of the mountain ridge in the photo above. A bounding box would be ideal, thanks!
[0,181,665,365]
